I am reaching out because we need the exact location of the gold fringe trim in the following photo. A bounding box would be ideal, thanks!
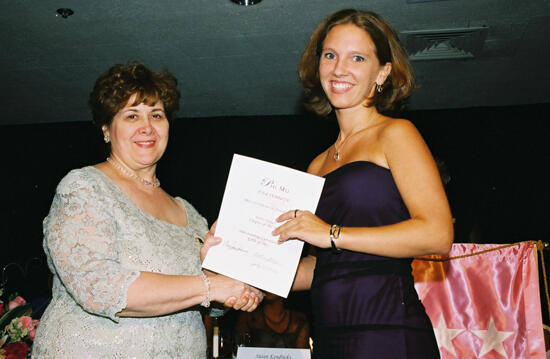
[415,242,523,262]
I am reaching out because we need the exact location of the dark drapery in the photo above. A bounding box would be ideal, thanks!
[2,103,549,280]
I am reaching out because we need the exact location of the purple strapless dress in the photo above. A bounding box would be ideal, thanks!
[311,161,440,358]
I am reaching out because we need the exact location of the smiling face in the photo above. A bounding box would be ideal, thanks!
[103,93,169,171]
[319,23,391,113]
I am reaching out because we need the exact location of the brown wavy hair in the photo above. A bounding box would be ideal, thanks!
[299,9,416,116]
[89,62,180,129]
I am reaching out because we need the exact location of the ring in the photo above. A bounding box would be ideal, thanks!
[294,209,299,218]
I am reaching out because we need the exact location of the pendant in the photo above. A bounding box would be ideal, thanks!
[142,179,156,187]
[333,151,340,161]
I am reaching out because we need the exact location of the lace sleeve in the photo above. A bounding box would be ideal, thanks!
[44,170,140,322]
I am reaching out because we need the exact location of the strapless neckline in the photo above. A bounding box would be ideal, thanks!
[323,160,390,178]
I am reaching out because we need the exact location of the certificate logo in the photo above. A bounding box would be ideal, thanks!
[260,178,290,194]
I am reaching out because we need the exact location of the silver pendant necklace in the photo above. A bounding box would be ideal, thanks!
[107,156,160,188]
[333,127,369,161]
[333,113,378,161]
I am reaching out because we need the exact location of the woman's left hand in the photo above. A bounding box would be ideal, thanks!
[273,210,331,249]
[201,221,221,263]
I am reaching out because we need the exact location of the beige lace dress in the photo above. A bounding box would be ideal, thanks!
[32,166,212,358]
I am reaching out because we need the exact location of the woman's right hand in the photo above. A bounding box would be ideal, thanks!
[209,274,264,312]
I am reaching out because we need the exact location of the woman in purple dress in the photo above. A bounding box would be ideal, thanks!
[273,9,454,358]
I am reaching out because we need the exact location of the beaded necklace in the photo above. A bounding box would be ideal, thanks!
[107,156,160,188]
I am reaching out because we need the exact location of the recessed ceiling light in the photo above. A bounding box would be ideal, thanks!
[56,8,74,19]
[231,0,261,5]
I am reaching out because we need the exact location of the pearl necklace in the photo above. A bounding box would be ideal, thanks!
[107,157,160,188]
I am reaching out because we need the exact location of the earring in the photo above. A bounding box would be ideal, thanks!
[376,84,383,93]
[104,134,110,143]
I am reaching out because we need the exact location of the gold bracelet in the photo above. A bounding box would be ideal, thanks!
[330,224,342,254]
[200,271,211,308]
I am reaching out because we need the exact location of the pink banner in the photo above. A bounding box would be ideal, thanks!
[413,242,546,359]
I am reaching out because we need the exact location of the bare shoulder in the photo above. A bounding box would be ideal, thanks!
[307,150,328,175]
[378,118,425,150]
[379,118,420,140]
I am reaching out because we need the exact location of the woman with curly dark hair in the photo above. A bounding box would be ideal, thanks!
[273,9,453,358]
[32,63,263,358]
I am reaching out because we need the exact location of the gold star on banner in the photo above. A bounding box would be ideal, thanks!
[472,317,514,358]
[433,315,464,357]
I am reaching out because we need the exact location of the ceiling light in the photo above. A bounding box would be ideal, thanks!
[56,8,74,19]
[231,0,261,5]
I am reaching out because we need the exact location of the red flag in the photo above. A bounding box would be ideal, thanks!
[413,242,546,359]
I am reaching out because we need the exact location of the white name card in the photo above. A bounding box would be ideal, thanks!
[236,347,311,359]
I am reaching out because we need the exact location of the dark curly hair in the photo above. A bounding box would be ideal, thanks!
[299,9,416,117]
[88,62,180,129]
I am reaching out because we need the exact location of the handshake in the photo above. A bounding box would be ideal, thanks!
[200,222,264,313]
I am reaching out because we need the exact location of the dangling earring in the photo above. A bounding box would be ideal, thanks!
[104,133,110,143]
[376,83,383,93]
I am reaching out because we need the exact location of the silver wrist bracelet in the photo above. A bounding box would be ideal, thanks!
[330,224,342,254]
[200,271,211,308]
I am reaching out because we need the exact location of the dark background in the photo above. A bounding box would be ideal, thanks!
[1,103,549,323]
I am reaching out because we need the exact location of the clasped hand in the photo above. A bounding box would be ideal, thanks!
[200,211,328,310]
[201,222,264,312]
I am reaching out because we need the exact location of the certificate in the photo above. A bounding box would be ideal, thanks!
[202,154,325,297]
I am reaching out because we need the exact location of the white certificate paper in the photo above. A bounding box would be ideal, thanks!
[202,154,325,297]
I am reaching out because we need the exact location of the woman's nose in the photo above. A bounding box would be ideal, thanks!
[139,121,153,135]
[333,58,347,76]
